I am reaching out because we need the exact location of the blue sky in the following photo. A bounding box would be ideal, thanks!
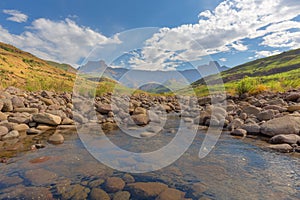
[0,0,300,70]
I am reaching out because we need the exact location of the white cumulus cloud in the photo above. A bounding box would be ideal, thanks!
[3,9,28,23]
[0,18,120,66]
[128,0,300,70]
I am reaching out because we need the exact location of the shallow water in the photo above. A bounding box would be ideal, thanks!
[0,118,299,199]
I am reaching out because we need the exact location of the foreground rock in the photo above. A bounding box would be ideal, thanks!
[89,188,110,200]
[267,144,293,153]
[33,113,62,126]
[105,177,125,193]
[156,188,186,200]
[48,133,64,145]
[127,182,168,199]
[261,115,300,136]
[269,134,300,145]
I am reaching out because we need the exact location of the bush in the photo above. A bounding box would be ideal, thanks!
[236,77,256,95]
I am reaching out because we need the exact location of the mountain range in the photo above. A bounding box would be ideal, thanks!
[78,60,229,91]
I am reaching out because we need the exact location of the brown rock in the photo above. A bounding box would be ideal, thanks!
[286,93,300,101]
[287,105,300,112]
[267,144,293,153]
[13,124,29,132]
[105,177,125,193]
[96,104,113,114]
[127,182,168,199]
[1,99,13,112]
[33,113,61,126]
[0,125,9,137]
[242,123,261,134]
[25,169,57,185]
[269,134,300,145]
[242,105,261,116]
[113,191,130,200]
[231,129,247,137]
[131,114,149,126]
[0,112,7,121]
[11,96,25,109]
[257,110,275,121]
[2,130,19,140]
[122,173,135,184]
[48,133,64,144]
[14,107,39,114]
[133,107,147,115]
[156,188,185,200]
[261,115,300,136]
[89,188,110,200]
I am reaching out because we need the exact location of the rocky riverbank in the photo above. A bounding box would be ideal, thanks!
[0,86,300,163]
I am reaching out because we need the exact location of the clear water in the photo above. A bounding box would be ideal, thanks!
[0,117,299,200]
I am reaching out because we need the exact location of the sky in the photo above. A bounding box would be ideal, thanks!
[0,0,300,70]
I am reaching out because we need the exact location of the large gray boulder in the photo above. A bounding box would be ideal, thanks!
[33,113,62,126]
[269,134,300,145]
[261,115,300,136]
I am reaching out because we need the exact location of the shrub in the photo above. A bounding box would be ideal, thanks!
[236,76,256,95]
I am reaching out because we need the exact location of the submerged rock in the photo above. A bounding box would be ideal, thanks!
[105,177,125,193]
[127,182,168,199]
[156,188,185,200]
[89,188,110,200]
[48,133,64,145]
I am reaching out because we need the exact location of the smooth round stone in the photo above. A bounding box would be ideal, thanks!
[113,191,130,200]
[48,133,64,145]
[105,177,125,193]
[89,188,110,200]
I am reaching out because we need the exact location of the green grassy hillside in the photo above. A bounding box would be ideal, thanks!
[0,42,135,95]
[191,49,300,96]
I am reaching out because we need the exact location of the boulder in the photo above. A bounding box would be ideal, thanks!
[286,93,300,101]
[26,128,43,135]
[1,99,13,112]
[89,188,110,200]
[267,144,293,153]
[2,130,19,140]
[0,126,9,137]
[228,118,244,130]
[11,96,25,109]
[41,90,54,98]
[257,110,275,121]
[242,105,261,116]
[263,105,287,112]
[131,114,149,126]
[231,129,247,137]
[96,104,113,114]
[14,108,39,114]
[269,134,300,145]
[88,179,105,188]
[242,123,261,134]
[0,112,7,121]
[105,177,125,193]
[48,133,64,144]
[261,115,300,136]
[156,188,185,200]
[33,113,61,126]
[287,105,300,112]
[13,124,29,132]
[113,191,130,200]
[127,182,168,199]
[122,173,135,184]
[133,107,147,115]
